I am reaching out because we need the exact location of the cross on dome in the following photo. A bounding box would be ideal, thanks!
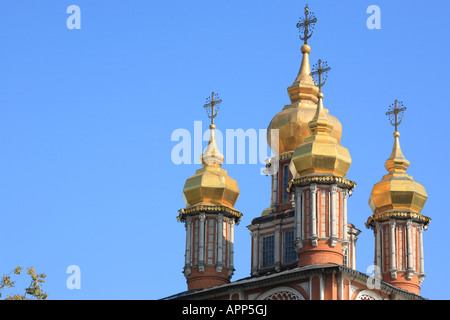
[311,59,330,93]
[386,99,406,133]
[297,4,317,44]
[203,92,222,125]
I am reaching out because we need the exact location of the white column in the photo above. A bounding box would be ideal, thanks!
[183,216,193,279]
[295,186,303,248]
[251,231,259,275]
[274,225,281,271]
[339,273,344,300]
[309,277,313,300]
[418,225,424,275]
[185,216,192,266]
[389,219,397,274]
[272,171,278,211]
[330,185,337,246]
[229,219,235,269]
[198,213,206,271]
[351,235,357,270]
[342,190,348,243]
[376,222,382,271]
[406,219,414,279]
[310,184,318,246]
[319,275,325,300]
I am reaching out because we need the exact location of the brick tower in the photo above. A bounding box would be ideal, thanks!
[178,92,242,291]
[247,6,359,277]
[366,100,430,295]
[289,59,355,267]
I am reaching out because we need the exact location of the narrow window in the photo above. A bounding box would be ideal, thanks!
[193,219,199,264]
[398,224,404,270]
[305,190,311,238]
[384,225,390,272]
[283,230,296,263]
[320,189,327,237]
[262,235,275,267]
[207,218,215,265]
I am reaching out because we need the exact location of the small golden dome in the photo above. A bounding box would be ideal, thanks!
[267,44,342,155]
[261,207,272,216]
[291,91,351,178]
[369,132,427,214]
[183,124,240,208]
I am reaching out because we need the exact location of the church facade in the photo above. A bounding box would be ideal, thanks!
[164,5,430,301]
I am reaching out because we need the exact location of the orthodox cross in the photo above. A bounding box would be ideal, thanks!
[203,92,222,125]
[296,4,317,44]
[311,59,331,92]
[386,100,406,132]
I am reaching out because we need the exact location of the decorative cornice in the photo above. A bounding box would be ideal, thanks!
[162,264,426,301]
[365,211,431,229]
[287,175,356,192]
[278,152,294,161]
[264,152,294,169]
[177,205,243,224]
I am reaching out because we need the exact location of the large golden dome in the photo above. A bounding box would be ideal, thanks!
[368,132,427,214]
[183,124,240,208]
[291,91,351,178]
[267,44,342,155]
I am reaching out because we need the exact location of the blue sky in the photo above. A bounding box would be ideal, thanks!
[0,0,449,300]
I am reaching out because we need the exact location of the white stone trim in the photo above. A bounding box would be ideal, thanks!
[310,184,318,246]
[198,213,206,271]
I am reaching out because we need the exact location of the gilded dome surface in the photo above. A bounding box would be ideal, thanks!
[267,44,342,155]
[291,92,351,178]
[183,165,240,208]
[369,132,427,214]
[183,124,240,209]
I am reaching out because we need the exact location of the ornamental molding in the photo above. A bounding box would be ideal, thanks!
[365,211,431,229]
[288,175,356,193]
[278,152,294,161]
[177,205,242,224]
[342,189,349,199]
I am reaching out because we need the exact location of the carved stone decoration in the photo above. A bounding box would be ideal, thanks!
[265,291,303,300]
[355,290,381,300]
[258,287,305,300]
[357,294,376,300]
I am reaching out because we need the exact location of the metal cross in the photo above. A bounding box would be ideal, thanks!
[386,100,406,132]
[296,4,317,44]
[203,92,222,125]
[310,59,331,92]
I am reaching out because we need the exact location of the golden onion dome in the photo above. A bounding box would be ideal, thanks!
[183,123,240,208]
[368,131,427,214]
[267,44,342,155]
[291,90,351,178]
